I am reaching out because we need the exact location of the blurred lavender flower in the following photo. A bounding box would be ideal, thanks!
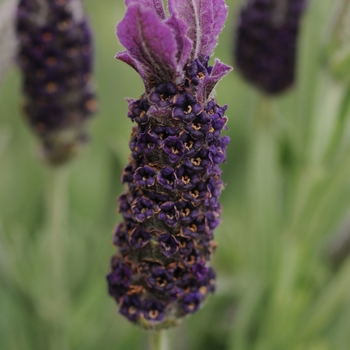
[234,0,306,94]
[15,0,97,165]
[107,0,231,329]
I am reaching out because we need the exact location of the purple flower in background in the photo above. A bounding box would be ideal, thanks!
[234,0,306,94]
[107,0,231,329]
[15,0,97,164]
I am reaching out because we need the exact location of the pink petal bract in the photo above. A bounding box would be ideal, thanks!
[117,3,178,88]
[125,0,166,19]
[168,0,228,60]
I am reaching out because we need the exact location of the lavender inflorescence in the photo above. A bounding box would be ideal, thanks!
[107,0,231,329]
[16,0,97,164]
[234,0,306,94]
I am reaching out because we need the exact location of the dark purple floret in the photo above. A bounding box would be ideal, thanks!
[175,200,199,225]
[175,165,201,190]
[147,267,175,292]
[131,195,159,222]
[120,295,143,321]
[184,115,211,139]
[143,299,166,322]
[158,201,179,227]
[181,292,203,313]
[177,236,195,257]
[186,59,209,85]
[158,234,179,257]
[182,181,209,206]
[108,0,231,329]
[234,0,306,94]
[149,82,178,107]
[108,264,132,288]
[192,263,208,282]
[118,194,133,220]
[205,100,228,116]
[133,165,157,187]
[129,227,151,249]
[180,132,203,157]
[157,166,176,191]
[209,145,226,164]
[173,94,203,123]
[112,222,131,251]
[136,132,158,156]
[15,0,97,164]
[163,136,185,163]
[128,98,150,124]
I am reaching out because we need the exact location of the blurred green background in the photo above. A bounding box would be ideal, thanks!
[3,0,350,349]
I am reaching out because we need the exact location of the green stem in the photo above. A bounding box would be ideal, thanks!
[45,166,70,350]
[152,330,168,350]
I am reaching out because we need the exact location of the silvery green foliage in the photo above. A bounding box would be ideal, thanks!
[107,0,231,329]
[0,0,18,83]
[324,0,350,82]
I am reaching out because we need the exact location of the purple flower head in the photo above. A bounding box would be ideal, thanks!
[234,0,306,94]
[108,0,231,329]
[16,0,97,164]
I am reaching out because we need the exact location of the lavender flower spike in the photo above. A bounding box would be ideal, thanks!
[234,0,306,94]
[15,0,97,164]
[107,0,231,329]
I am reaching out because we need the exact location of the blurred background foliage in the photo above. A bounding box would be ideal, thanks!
[2,0,350,349]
